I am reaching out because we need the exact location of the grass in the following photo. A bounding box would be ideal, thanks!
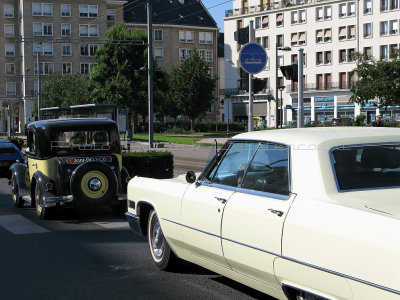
[132,133,203,145]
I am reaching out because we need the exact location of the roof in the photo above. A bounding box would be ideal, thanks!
[231,127,400,148]
[27,118,118,130]
[124,0,218,28]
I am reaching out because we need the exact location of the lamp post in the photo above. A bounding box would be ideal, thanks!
[275,44,291,129]
[278,85,285,129]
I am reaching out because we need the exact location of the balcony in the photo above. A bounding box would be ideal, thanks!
[286,81,354,93]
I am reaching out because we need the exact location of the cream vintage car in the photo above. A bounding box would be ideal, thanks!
[126,128,400,300]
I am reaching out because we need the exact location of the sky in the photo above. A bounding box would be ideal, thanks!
[201,0,233,32]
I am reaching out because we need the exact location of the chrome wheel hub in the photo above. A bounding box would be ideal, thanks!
[151,220,164,259]
[88,178,102,191]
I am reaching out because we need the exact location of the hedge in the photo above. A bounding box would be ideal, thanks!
[122,151,174,179]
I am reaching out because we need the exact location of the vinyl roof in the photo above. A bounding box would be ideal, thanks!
[124,0,218,28]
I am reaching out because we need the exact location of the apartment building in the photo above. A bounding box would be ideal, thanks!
[124,0,219,122]
[0,0,218,132]
[223,0,400,127]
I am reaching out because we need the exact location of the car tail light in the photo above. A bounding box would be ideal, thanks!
[106,156,112,162]
[67,158,73,164]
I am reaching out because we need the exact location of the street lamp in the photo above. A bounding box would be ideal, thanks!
[278,85,285,129]
[275,45,291,129]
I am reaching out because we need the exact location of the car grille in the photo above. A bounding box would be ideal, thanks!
[0,147,15,154]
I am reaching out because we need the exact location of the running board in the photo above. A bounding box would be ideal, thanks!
[21,195,32,202]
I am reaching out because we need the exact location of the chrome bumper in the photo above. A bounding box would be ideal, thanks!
[125,212,144,235]
[45,195,73,205]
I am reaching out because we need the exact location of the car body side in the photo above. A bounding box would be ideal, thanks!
[126,129,400,299]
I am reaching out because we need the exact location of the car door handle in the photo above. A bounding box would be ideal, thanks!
[32,163,37,168]
[215,197,227,204]
[268,209,284,217]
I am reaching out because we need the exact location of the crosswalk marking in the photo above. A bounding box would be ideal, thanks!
[93,219,129,229]
[0,215,49,235]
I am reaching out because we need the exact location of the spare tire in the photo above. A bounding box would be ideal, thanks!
[70,161,118,207]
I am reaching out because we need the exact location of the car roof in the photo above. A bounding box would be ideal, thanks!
[231,127,400,147]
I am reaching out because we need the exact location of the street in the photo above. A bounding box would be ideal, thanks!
[0,176,270,300]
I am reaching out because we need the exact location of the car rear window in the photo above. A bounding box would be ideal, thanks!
[332,144,400,191]
[51,130,110,154]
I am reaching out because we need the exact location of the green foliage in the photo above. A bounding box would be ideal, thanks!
[169,49,217,130]
[354,114,366,126]
[122,151,173,179]
[350,50,400,107]
[41,73,90,108]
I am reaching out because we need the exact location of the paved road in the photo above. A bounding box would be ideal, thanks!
[0,178,271,300]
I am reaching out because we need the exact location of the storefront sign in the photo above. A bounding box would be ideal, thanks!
[315,97,334,102]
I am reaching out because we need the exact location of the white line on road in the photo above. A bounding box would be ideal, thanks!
[0,215,49,235]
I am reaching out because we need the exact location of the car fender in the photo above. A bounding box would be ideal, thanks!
[8,163,29,197]
[32,171,56,207]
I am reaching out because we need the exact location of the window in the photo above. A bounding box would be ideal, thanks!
[277,55,283,67]
[364,0,372,13]
[291,33,298,46]
[199,49,206,59]
[179,30,194,42]
[316,7,323,20]
[33,43,53,55]
[381,21,389,35]
[154,29,163,41]
[107,9,115,21]
[262,36,269,48]
[299,10,306,23]
[339,3,347,17]
[348,48,355,61]
[5,63,15,75]
[364,46,372,59]
[316,30,323,43]
[298,32,306,45]
[339,49,347,63]
[277,34,283,47]
[62,62,72,74]
[324,28,332,42]
[291,11,298,24]
[390,44,398,57]
[61,4,71,17]
[262,15,269,28]
[154,47,163,59]
[325,6,332,19]
[348,25,356,39]
[199,32,213,44]
[80,44,98,56]
[381,0,389,11]
[390,20,398,34]
[32,3,52,16]
[325,51,332,64]
[364,23,372,37]
[3,4,14,18]
[390,0,399,9]
[339,26,347,40]
[79,5,98,18]
[62,43,71,56]
[5,43,15,56]
[276,13,283,26]
[33,23,53,36]
[348,2,356,16]
[79,24,98,37]
[316,52,323,65]
[242,143,290,195]
[255,16,261,29]
[80,63,96,74]
[179,48,193,60]
[206,50,213,61]
[34,62,54,75]
[61,24,71,36]
[208,68,213,78]
[4,24,14,37]
[207,142,258,188]
[381,45,389,59]
[6,82,16,95]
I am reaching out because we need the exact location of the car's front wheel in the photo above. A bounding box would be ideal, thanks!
[11,175,24,208]
[35,184,52,220]
[147,210,177,271]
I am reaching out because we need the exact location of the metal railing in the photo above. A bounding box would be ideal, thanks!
[286,81,354,93]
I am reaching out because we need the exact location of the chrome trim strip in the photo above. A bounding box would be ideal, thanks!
[197,181,238,192]
[236,188,290,200]
[162,217,400,296]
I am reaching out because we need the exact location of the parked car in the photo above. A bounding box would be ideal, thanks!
[0,139,24,176]
[126,127,400,300]
[9,119,129,219]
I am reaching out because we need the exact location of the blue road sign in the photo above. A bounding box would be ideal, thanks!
[239,43,267,74]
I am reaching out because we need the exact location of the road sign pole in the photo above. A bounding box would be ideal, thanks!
[248,21,254,132]
[298,48,304,128]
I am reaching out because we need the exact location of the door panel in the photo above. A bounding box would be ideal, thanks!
[181,183,233,269]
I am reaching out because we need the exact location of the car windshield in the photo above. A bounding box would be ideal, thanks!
[332,144,400,191]
[51,130,110,154]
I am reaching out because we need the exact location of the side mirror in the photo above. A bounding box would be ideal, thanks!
[185,171,196,184]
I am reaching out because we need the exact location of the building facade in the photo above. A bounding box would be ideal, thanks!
[0,0,219,133]
[223,0,400,127]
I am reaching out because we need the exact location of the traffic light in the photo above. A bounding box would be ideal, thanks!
[253,78,268,93]
[280,64,298,82]
[234,27,249,45]
[237,68,249,91]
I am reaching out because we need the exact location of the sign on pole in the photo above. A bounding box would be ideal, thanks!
[239,43,267,74]
[117,108,128,133]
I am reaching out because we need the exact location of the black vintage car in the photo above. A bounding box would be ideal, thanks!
[9,118,129,219]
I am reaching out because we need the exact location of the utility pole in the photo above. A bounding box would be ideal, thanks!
[37,43,42,120]
[248,20,254,132]
[298,48,304,128]
[147,2,154,148]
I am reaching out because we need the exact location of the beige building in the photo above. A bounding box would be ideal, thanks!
[0,0,219,133]
[223,0,400,127]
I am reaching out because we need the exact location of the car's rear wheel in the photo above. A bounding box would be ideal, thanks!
[147,210,177,271]
[35,184,52,220]
[11,175,24,208]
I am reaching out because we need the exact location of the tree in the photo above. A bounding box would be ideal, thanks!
[41,73,90,108]
[169,49,217,130]
[350,50,400,107]
[89,22,147,119]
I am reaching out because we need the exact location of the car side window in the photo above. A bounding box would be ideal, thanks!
[242,143,290,195]
[27,130,36,156]
[210,142,259,187]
